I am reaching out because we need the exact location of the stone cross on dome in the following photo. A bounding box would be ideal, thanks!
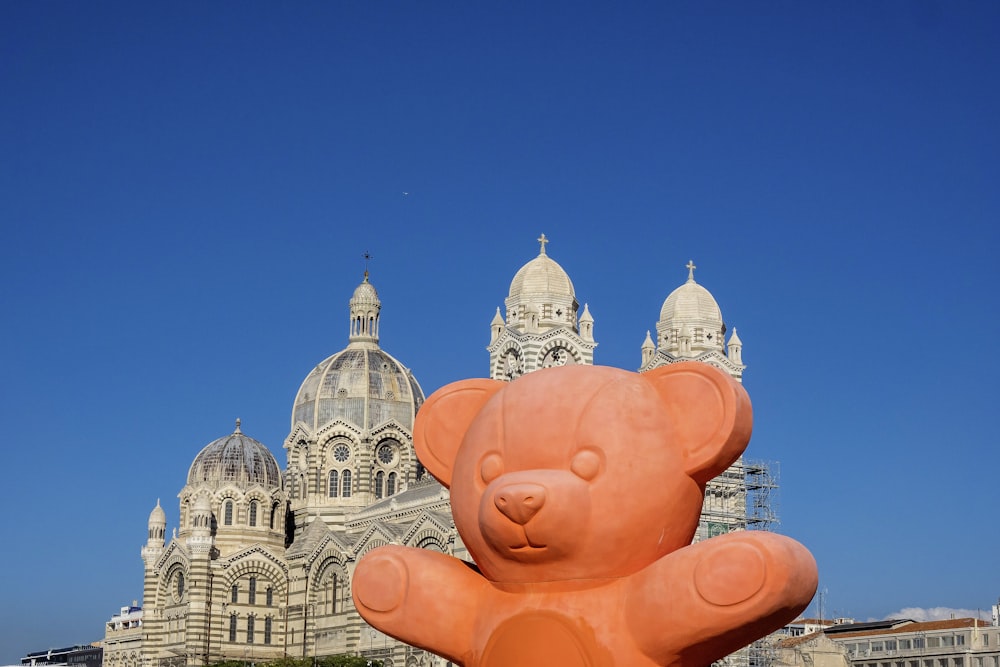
[686,260,697,282]
[538,233,549,255]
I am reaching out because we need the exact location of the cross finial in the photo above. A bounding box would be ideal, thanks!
[362,251,373,281]
[538,233,549,255]
[686,260,697,282]
[234,417,242,433]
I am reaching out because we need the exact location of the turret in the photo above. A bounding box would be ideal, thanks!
[187,495,214,555]
[488,235,597,379]
[147,499,165,546]
[349,271,381,346]
[141,499,166,567]
[490,308,504,345]
[679,323,692,357]
[727,327,743,365]
[642,260,746,381]
[641,331,655,366]
[579,303,594,342]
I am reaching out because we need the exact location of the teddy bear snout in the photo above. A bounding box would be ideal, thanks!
[494,483,546,525]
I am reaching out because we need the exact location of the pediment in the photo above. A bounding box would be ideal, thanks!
[222,544,288,574]
[285,423,314,448]
[304,531,353,571]
[155,539,189,572]
[370,419,412,440]
[351,520,405,558]
[401,511,454,546]
[314,419,364,442]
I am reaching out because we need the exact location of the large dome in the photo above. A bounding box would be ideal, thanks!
[186,421,283,491]
[291,346,424,433]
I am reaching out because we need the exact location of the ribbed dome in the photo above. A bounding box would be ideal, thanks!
[352,276,379,304]
[292,347,424,432]
[508,234,575,301]
[508,252,575,301]
[186,422,283,491]
[659,279,723,325]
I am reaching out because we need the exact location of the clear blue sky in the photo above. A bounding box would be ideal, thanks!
[2,2,998,662]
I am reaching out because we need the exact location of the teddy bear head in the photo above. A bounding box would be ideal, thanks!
[413,362,752,584]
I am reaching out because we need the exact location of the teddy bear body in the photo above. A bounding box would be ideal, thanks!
[353,363,818,666]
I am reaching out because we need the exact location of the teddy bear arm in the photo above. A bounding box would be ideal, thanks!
[626,532,818,663]
[352,545,487,662]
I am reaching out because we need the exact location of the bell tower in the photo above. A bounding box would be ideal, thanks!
[487,235,597,380]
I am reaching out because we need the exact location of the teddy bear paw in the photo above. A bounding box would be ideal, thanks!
[354,552,409,613]
[693,541,766,607]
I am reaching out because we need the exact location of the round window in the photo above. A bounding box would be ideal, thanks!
[333,444,350,462]
[377,443,394,465]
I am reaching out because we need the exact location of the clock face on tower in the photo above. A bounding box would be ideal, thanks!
[542,346,573,368]
[503,345,524,380]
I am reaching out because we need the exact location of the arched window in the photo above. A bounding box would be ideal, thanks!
[387,472,397,496]
[328,470,339,498]
[176,572,185,599]
[341,470,352,498]
[374,471,384,499]
[246,615,254,643]
[266,586,273,607]
[249,577,257,604]
[264,617,272,645]
[269,502,279,529]
[231,584,238,603]
[229,614,237,642]
[249,501,258,527]
[331,573,339,614]
[224,500,233,526]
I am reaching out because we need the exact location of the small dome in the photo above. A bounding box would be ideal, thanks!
[292,347,424,433]
[186,421,283,491]
[352,275,379,304]
[508,234,575,301]
[659,281,723,325]
[659,262,723,327]
[148,499,166,525]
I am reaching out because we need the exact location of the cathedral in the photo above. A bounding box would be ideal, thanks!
[101,237,753,667]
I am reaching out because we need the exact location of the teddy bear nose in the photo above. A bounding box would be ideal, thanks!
[494,483,546,525]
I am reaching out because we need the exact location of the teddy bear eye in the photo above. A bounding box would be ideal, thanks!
[571,449,602,481]
[480,453,504,484]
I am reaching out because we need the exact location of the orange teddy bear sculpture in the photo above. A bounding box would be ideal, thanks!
[353,362,818,666]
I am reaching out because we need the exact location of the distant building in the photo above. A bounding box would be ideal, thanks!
[106,238,773,667]
[101,604,142,667]
[21,645,102,667]
[774,617,1000,667]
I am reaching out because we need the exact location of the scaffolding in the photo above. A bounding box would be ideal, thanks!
[695,459,779,542]
[745,460,779,531]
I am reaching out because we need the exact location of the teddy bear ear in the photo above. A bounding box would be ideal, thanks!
[644,362,753,484]
[413,378,505,488]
